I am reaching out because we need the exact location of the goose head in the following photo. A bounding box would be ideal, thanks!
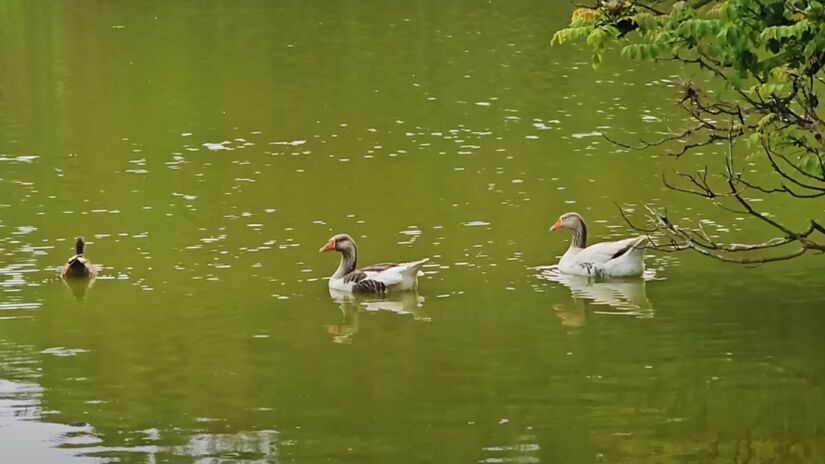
[550,212,585,232]
[319,233,357,255]
[550,212,587,248]
[320,234,358,278]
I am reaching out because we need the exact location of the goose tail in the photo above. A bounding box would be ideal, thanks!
[619,236,651,261]
[634,236,652,250]
[402,258,430,276]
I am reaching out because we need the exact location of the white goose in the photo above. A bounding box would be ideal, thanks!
[550,212,649,278]
[320,234,429,293]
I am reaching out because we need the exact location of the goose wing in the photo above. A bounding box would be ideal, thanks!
[343,263,404,293]
[573,237,647,265]
[344,260,428,293]
[361,263,400,273]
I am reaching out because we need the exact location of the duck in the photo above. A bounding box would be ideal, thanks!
[320,234,428,293]
[550,212,649,278]
[62,237,97,279]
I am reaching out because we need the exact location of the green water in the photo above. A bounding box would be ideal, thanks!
[0,1,823,463]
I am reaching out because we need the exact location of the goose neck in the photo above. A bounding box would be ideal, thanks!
[333,246,357,279]
[571,220,587,249]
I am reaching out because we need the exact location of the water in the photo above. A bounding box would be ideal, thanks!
[0,1,823,463]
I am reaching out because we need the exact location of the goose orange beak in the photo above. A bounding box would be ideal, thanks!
[319,240,335,253]
[550,220,562,232]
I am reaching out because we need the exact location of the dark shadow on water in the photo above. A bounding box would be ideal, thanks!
[326,289,428,344]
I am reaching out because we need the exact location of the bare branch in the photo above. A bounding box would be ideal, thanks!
[601,124,702,150]
[602,126,726,158]
[761,140,825,192]
[738,178,825,198]
[570,0,598,8]
[639,205,815,264]
[611,129,825,264]
[615,202,658,233]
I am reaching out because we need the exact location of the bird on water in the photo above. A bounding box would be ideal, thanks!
[62,237,97,279]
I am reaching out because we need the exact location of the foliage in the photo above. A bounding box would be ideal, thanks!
[553,0,825,262]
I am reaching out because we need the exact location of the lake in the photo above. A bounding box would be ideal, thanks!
[0,1,823,463]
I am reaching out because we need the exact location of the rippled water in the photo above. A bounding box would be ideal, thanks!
[0,1,823,463]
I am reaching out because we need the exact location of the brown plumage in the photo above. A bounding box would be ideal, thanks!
[62,237,97,279]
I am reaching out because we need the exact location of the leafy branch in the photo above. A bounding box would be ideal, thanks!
[554,0,825,263]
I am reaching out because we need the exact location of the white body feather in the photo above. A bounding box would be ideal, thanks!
[328,258,429,293]
[558,236,648,278]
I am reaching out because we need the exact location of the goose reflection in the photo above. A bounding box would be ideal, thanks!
[537,265,654,327]
[326,289,428,343]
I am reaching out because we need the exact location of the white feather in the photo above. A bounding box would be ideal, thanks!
[329,258,429,293]
[558,236,649,278]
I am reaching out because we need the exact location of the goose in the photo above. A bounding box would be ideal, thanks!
[320,234,428,293]
[62,237,97,279]
[550,212,649,278]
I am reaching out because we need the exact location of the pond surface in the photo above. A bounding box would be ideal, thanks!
[0,1,823,463]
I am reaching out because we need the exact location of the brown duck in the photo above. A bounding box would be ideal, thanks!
[62,237,97,278]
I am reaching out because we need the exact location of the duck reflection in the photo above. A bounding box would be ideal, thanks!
[538,266,654,327]
[62,276,95,301]
[326,289,428,344]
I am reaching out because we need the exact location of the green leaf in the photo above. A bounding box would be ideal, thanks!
[724,24,740,46]
[808,1,824,17]
[744,132,762,148]
[760,22,809,42]
[551,29,569,46]
[804,36,821,58]
[770,65,790,82]
[586,28,607,48]
[757,113,777,131]
[725,75,743,90]
[551,27,592,46]
[798,153,824,177]
[639,44,650,60]
[592,50,604,70]
[621,44,640,60]
[632,12,658,31]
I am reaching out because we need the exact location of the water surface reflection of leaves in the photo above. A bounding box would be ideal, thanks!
[537,265,654,327]
[326,289,428,344]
